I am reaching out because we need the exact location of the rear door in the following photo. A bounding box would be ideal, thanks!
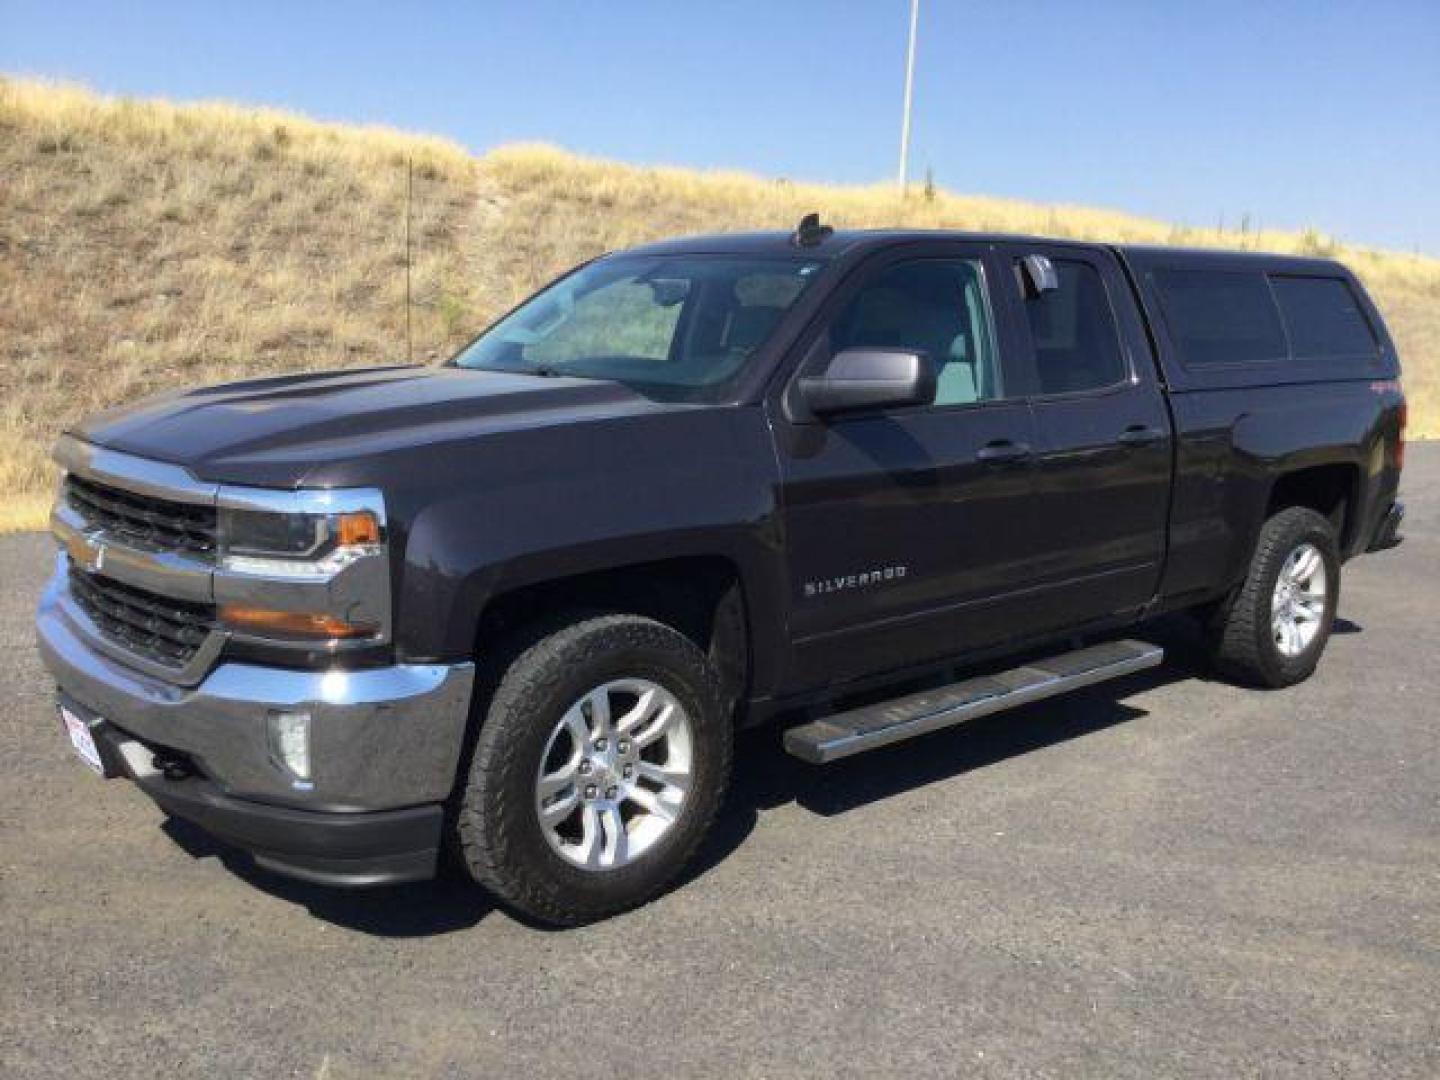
[995,243,1172,628]
[770,240,1048,691]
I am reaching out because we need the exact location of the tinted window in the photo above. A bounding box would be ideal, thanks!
[1270,276,1377,359]
[831,259,1001,406]
[455,255,822,395]
[1022,260,1128,394]
[1151,269,1288,367]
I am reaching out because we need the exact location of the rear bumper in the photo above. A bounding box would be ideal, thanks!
[1367,500,1404,552]
[71,700,441,885]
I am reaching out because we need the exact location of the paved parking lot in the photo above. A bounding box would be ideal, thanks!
[2,449,1436,1079]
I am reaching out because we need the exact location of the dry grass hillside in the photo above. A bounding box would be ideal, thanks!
[3,76,1438,531]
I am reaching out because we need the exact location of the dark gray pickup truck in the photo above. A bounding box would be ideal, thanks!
[37,220,1405,924]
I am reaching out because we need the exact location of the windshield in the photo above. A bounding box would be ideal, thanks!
[453,255,824,396]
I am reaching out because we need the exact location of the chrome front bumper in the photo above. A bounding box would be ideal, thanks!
[37,565,475,813]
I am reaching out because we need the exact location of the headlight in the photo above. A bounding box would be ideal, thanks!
[214,487,390,645]
[219,505,383,577]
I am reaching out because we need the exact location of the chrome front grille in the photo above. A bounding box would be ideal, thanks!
[67,564,216,669]
[65,474,218,558]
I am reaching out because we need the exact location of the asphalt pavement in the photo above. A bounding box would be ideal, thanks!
[2,448,1437,1079]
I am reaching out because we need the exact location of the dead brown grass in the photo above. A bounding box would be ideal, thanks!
[3,77,1437,532]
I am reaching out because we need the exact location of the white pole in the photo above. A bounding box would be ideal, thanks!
[897,0,920,191]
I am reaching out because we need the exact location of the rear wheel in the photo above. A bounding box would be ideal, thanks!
[1207,507,1340,688]
[457,614,731,925]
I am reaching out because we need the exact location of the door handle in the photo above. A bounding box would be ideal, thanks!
[977,440,1032,465]
[1117,425,1165,448]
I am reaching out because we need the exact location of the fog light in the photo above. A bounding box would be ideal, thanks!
[267,710,311,782]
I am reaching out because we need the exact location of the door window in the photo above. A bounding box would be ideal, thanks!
[830,260,1001,406]
[1021,260,1129,394]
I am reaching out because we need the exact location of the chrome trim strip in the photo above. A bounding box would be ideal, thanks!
[216,485,389,524]
[54,434,389,526]
[51,503,213,603]
[54,433,218,506]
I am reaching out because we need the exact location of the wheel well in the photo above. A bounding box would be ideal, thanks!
[474,556,751,718]
[1267,464,1359,549]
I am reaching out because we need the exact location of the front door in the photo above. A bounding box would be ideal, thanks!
[770,243,1046,692]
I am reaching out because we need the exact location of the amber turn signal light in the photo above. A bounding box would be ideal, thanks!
[220,604,377,640]
[336,511,382,547]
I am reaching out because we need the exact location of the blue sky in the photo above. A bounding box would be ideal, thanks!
[3,0,1437,253]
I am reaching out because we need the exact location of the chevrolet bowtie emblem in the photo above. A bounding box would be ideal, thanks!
[66,531,105,573]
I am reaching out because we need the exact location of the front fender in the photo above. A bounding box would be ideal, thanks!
[389,407,789,694]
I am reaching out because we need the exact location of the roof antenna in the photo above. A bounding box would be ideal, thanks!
[404,155,414,364]
[792,212,833,248]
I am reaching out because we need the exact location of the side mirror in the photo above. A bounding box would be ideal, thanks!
[1018,254,1059,297]
[798,348,937,417]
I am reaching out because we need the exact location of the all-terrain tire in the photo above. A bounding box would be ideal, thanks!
[457,614,731,926]
[1207,506,1341,688]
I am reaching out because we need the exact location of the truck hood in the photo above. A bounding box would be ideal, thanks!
[72,365,668,488]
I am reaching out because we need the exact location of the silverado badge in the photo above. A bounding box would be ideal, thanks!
[804,565,908,598]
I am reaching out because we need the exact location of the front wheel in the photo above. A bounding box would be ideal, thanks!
[457,614,732,925]
[1206,506,1341,688]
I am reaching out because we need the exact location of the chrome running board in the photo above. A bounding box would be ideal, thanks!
[783,639,1164,764]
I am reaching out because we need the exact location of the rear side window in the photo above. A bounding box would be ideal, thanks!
[1151,269,1288,367]
[1022,260,1128,394]
[1270,276,1377,359]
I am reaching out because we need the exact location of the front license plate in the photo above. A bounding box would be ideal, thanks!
[60,705,105,776]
